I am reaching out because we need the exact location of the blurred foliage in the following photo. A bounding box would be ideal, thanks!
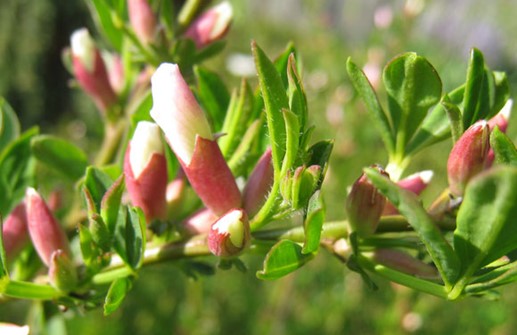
[2,0,517,334]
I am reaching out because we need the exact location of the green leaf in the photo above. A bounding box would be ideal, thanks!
[454,166,517,279]
[491,72,510,116]
[114,206,146,270]
[31,135,88,181]
[305,140,334,188]
[194,66,230,132]
[101,175,125,234]
[0,127,38,215]
[257,240,314,280]
[462,48,486,128]
[84,167,115,213]
[104,277,132,316]
[227,119,262,176]
[490,127,517,166]
[89,0,123,51]
[441,96,463,143]
[302,191,325,254]
[280,109,300,176]
[346,58,395,154]
[383,53,442,155]
[252,41,289,174]
[365,167,459,286]
[0,98,20,152]
[274,42,296,88]
[287,54,308,136]
[1,280,61,300]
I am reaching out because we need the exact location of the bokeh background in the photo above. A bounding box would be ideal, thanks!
[1,0,517,334]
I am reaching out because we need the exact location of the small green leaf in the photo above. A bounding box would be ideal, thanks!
[274,42,296,88]
[462,48,486,128]
[302,191,325,254]
[89,0,123,51]
[287,54,308,132]
[0,127,38,215]
[104,277,132,316]
[441,96,463,143]
[84,167,115,213]
[0,98,21,152]
[114,206,146,270]
[383,53,442,155]
[1,280,62,300]
[257,240,314,280]
[491,72,510,116]
[347,58,395,154]
[454,166,517,279]
[227,119,262,176]
[490,127,517,166]
[365,167,459,286]
[31,135,88,181]
[280,109,300,176]
[305,140,334,188]
[195,66,230,132]
[101,175,125,234]
[252,41,289,174]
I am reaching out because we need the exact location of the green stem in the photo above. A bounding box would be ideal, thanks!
[94,119,127,166]
[250,181,281,231]
[357,255,448,299]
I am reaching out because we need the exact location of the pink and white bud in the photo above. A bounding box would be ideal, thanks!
[48,249,78,292]
[0,323,29,335]
[207,209,250,257]
[182,208,217,235]
[184,1,233,49]
[70,28,117,112]
[26,188,71,266]
[150,63,241,216]
[102,52,125,94]
[128,0,157,44]
[3,202,28,261]
[243,148,274,217]
[124,121,168,222]
[372,248,439,280]
[447,120,490,197]
[488,99,512,133]
[383,170,433,215]
[345,166,388,236]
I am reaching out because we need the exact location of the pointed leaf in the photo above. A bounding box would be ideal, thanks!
[365,167,459,286]
[31,135,88,181]
[280,109,300,176]
[114,206,146,270]
[454,167,517,279]
[490,127,517,166]
[0,98,20,152]
[101,175,125,234]
[302,191,325,254]
[274,42,296,88]
[346,58,395,154]
[252,41,289,174]
[257,239,314,280]
[104,277,132,315]
[462,48,486,128]
[89,0,123,51]
[287,54,308,132]
[194,66,230,132]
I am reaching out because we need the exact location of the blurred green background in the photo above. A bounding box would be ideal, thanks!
[1,0,517,334]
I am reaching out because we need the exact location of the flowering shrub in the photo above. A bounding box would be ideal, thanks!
[1,0,517,332]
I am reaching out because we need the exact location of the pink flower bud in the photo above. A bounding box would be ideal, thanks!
[345,166,388,236]
[184,1,233,48]
[124,121,168,222]
[102,52,125,94]
[48,249,78,292]
[3,202,29,261]
[70,28,117,112]
[383,170,433,215]
[0,323,29,335]
[372,248,439,280]
[26,188,71,266]
[128,0,157,44]
[150,63,241,216]
[182,208,217,235]
[488,99,512,133]
[207,209,250,257]
[243,148,274,217]
[447,120,490,197]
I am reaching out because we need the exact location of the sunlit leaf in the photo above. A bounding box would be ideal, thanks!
[104,277,132,316]
[257,240,314,280]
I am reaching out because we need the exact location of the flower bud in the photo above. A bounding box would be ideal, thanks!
[70,28,117,112]
[0,323,29,335]
[3,202,28,261]
[488,99,512,133]
[150,63,241,216]
[243,148,274,217]
[182,208,217,235]
[26,188,71,266]
[207,209,250,257]
[345,166,388,236]
[184,1,233,49]
[128,0,157,44]
[102,52,125,94]
[372,248,439,280]
[447,120,490,197]
[383,170,433,215]
[48,249,78,292]
[124,121,168,222]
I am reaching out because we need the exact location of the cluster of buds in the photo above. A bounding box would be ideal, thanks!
[447,100,512,197]
[24,188,77,292]
[345,165,388,236]
[70,28,118,113]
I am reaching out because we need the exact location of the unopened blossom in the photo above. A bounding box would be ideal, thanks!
[207,209,250,257]
[128,0,157,44]
[184,1,233,48]
[383,170,433,215]
[3,202,28,261]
